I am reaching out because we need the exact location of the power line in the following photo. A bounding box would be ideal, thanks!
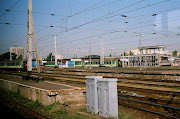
[0,0,21,18]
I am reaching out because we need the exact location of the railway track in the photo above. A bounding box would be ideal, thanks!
[1,70,180,118]
[118,95,180,119]
[0,95,50,119]
[33,72,180,97]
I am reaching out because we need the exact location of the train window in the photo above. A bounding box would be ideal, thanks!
[0,63,4,66]
[16,63,19,65]
[10,63,15,66]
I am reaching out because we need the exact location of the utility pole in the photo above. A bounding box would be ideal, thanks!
[139,39,142,70]
[128,49,130,67]
[100,37,104,65]
[30,10,40,74]
[10,48,12,61]
[109,48,113,68]
[136,34,144,70]
[54,35,57,66]
[27,0,32,75]
[122,49,124,68]
[61,47,64,68]
[87,42,92,69]
[40,50,43,61]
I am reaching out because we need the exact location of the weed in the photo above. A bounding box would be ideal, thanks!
[80,107,87,112]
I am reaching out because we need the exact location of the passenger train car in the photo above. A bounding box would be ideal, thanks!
[74,57,122,67]
[0,60,27,70]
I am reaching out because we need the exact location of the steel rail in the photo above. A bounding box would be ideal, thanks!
[119,96,180,111]
[118,102,179,119]
[118,96,180,119]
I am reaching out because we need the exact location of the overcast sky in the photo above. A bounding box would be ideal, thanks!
[0,0,180,59]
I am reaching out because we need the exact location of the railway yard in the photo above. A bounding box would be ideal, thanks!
[0,67,180,119]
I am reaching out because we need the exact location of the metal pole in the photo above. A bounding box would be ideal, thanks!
[123,49,124,68]
[27,0,32,75]
[128,49,130,67]
[61,47,63,68]
[90,45,91,69]
[100,37,104,65]
[87,42,92,69]
[10,48,12,61]
[139,39,142,70]
[109,48,113,68]
[54,35,57,66]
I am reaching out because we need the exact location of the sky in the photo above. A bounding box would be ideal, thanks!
[0,0,180,59]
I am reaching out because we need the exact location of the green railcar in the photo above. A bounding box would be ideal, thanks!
[0,60,24,69]
[75,60,119,68]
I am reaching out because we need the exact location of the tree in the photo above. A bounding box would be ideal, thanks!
[46,53,54,61]
[18,54,23,60]
[0,52,17,61]
[172,50,178,57]
[11,53,17,60]
[130,51,134,56]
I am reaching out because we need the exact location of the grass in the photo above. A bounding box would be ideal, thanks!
[0,88,135,119]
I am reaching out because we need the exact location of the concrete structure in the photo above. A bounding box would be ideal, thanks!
[85,76,103,114]
[10,47,25,59]
[97,78,118,118]
[86,76,118,118]
[0,78,86,106]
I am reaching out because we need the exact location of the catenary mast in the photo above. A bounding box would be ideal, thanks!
[27,0,32,74]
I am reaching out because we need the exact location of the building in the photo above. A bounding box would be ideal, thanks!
[123,45,178,67]
[10,47,25,60]
[127,45,168,56]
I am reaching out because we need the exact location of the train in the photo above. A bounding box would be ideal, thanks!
[74,57,122,67]
[0,60,27,71]
[0,58,122,70]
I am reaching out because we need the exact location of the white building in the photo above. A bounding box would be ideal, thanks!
[127,45,168,55]
[10,47,25,60]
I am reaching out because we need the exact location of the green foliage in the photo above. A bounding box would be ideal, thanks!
[27,100,42,110]
[79,107,87,112]
[63,113,93,119]
[44,102,59,111]
[52,109,67,115]
[11,53,17,60]
[46,52,55,61]
[130,50,134,56]
[172,50,178,57]
[18,54,23,60]
[118,110,135,119]
[0,52,10,61]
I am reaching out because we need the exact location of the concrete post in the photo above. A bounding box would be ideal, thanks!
[85,76,103,114]
[97,78,118,118]
[86,76,118,118]
[27,0,32,74]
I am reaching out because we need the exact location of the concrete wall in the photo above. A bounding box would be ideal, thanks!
[0,79,86,107]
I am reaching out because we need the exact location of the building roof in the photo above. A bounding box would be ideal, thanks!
[139,45,167,49]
